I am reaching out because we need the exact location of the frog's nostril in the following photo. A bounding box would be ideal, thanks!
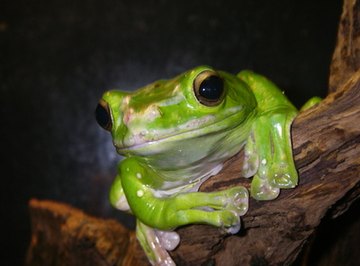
[95,100,112,131]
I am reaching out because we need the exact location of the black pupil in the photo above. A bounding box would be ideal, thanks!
[199,75,224,100]
[95,103,111,130]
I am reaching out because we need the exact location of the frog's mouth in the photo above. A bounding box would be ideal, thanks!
[116,108,251,153]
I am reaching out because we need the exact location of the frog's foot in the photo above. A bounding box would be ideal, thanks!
[244,112,299,200]
[213,186,249,216]
[214,186,248,234]
[168,186,248,234]
[136,220,178,266]
[250,174,280,200]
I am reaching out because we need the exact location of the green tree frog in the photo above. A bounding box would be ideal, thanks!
[95,66,319,265]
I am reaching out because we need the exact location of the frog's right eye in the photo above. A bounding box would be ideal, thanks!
[95,99,112,131]
[193,70,224,106]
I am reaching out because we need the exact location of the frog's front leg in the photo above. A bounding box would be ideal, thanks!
[118,157,248,265]
[238,71,299,200]
[243,112,298,200]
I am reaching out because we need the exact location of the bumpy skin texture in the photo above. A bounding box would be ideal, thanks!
[96,66,309,265]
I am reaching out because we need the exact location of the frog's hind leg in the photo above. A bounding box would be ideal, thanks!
[121,158,249,232]
[136,220,178,266]
[135,188,249,265]
[121,158,249,264]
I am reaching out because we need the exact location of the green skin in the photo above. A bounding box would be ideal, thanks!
[98,66,320,265]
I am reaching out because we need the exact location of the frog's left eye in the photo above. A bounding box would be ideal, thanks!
[95,99,112,131]
[193,71,224,106]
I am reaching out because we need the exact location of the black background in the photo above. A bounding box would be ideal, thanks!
[1,0,344,265]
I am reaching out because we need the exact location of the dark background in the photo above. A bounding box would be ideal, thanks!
[1,0,344,265]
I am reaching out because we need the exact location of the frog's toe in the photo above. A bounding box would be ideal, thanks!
[224,216,241,234]
[225,187,249,216]
[242,136,259,178]
[269,163,298,189]
[221,210,241,234]
[271,172,297,188]
[251,175,280,200]
[242,154,259,178]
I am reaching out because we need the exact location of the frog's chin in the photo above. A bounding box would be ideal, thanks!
[115,109,249,154]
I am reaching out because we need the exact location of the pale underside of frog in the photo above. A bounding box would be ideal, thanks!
[95,66,320,265]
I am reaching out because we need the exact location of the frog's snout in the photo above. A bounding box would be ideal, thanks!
[95,99,112,131]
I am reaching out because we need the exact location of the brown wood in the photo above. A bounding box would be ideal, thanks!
[26,199,124,266]
[26,199,148,266]
[329,0,360,93]
[26,0,360,265]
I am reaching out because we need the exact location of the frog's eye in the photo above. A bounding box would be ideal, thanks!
[193,71,224,106]
[95,99,112,131]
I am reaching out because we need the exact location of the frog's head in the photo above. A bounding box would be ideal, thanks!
[95,66,257,156]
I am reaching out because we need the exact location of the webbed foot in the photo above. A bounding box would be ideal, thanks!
[168,186,248,233]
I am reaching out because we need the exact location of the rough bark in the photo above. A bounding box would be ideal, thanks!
[26,199,149,266]
[329,0,360,93]
[26,0,360,265]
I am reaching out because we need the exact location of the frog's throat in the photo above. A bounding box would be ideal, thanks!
[116,108,250,153]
